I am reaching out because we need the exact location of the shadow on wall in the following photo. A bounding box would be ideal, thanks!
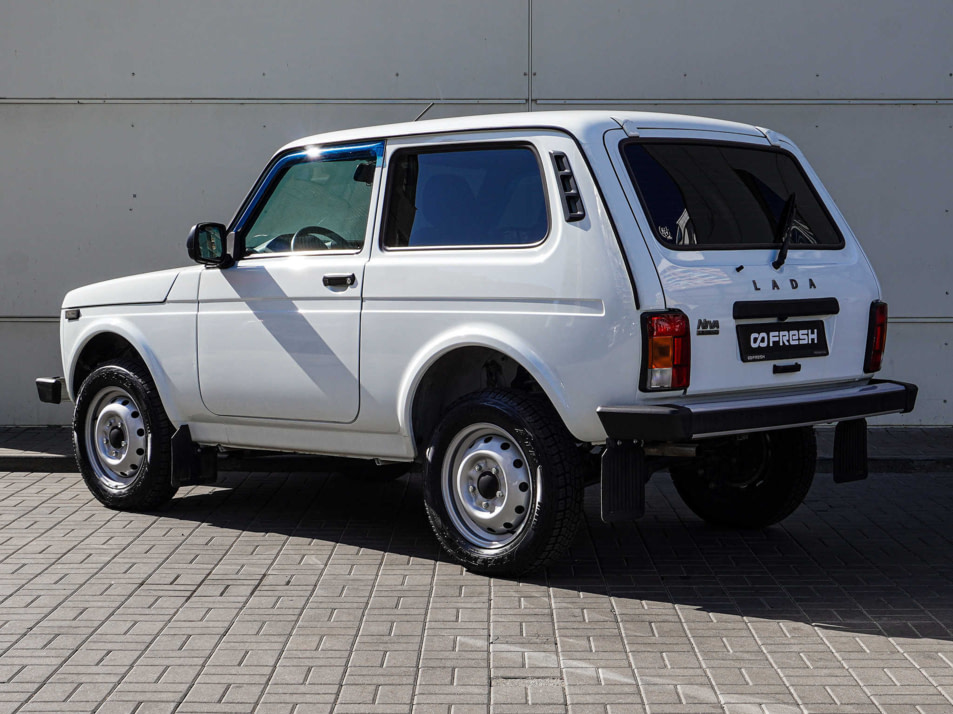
[157,466,953,643]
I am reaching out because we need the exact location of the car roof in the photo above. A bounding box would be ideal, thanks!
[279,110,767,153]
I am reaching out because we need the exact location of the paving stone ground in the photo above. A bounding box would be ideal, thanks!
[0,465,951,713]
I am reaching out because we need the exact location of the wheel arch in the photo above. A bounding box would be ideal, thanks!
[68,321,182,425]
[398,328,575,454]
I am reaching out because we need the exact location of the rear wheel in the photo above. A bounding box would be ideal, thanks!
[670,427,816,528]
[73,358,178,510]
[422,390,584,576]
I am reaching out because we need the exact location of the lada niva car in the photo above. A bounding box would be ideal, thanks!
[37,111,918,574]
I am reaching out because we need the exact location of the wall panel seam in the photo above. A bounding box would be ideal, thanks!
[0,98,529,105]
[535,99,953,106]
[2,98,953,106]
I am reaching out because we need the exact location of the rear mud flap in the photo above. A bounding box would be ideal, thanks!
[601,440,646,522]
[833,418,868,483]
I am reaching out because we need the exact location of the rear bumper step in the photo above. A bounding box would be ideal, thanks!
[597,379,918,442]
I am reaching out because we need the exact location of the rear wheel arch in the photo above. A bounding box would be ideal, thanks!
[406,344,573,455]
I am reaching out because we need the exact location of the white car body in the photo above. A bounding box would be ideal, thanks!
[41,111,916,571]
[56,111,908,454]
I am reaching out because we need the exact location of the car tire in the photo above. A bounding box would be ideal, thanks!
[670,427,816,528]
[422,389,584,576]
[73,357,178,511]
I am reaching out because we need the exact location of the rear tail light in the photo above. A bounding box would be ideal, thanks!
[864,300,888,373]
[641,311,691,391]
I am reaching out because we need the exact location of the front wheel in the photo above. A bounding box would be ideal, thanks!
[670,427,816,528]
[423,390,584,576]
[73,357,178,510]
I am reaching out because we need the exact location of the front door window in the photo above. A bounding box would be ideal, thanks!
[242,149,378,255]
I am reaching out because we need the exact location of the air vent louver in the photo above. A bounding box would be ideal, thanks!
[551,152,585,222]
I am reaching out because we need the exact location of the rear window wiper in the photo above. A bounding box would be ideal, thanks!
[772,192,797,270]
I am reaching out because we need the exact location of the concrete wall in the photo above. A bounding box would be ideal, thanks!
[2,0,950,424]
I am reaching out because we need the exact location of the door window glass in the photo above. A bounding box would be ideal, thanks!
[243,153,376,255]
[383,146,548,248]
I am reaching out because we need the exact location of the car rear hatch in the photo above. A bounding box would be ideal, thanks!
[605,127,880,399]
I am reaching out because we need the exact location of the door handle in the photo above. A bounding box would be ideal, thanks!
[323,273,356,287]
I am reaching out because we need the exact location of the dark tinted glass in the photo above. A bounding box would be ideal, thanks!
[621,142,843,249]
[384,147,547,248]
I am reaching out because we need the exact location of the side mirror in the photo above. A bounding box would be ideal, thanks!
[187,223,233,267]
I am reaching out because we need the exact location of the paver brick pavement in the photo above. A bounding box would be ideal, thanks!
[0,465,951,713]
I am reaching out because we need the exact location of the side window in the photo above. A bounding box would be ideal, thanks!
[383,145,548,249]
[241,151,377,255]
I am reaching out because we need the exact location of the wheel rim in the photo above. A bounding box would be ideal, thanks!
[84,386,149,492]
[722,433,771,489]
[441,423,535,549]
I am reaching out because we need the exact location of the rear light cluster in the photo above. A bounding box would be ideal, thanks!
[641,311,691,391]
[864,300,888,373]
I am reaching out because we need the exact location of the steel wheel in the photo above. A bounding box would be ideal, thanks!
[441,423,535,548]
[73,357,176,510]
[423,390,585,576]
[84,385,149,492]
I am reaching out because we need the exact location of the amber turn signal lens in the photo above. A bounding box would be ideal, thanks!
[642,312,691,390]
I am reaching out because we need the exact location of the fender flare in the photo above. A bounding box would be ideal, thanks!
[67,318,184,426]
[396,324,574,446]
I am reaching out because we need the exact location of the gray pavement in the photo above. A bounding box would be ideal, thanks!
[0,458,952,713]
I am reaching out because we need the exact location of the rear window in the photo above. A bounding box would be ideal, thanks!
[621,141,843,250]
[383,145,548,249]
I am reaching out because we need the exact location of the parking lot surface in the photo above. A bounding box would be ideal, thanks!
[0,466,951,714]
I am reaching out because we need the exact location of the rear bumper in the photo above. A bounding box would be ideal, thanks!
[597,379,918,442]
[36,377,66,404]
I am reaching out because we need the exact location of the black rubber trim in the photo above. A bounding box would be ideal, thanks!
[36,377,64,404]
[733,297,840,320]
[597,379,918,441]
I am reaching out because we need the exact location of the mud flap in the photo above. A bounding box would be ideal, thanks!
[601,440,646,522]
[171,425,218,487]
[833,418,868,483]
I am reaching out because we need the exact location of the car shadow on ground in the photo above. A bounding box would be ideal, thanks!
[160,467,953,644]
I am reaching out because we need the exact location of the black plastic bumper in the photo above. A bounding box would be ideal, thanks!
[36,377,65,404]
[597,379,918,442]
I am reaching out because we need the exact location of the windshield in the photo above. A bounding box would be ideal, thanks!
[620,141,843,250]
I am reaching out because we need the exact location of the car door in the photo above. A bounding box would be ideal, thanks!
[196,141,383,423]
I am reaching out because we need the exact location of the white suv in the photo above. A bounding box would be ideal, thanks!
[37,111,917,574]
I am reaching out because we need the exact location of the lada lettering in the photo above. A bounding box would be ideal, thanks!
[751,278,818,291]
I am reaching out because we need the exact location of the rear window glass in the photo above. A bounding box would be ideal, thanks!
[383,146,547,248]
[621,141,843,250]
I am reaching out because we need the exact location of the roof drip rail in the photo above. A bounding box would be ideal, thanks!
[757,126,784,146]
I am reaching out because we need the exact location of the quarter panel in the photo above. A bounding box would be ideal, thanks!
[358,131,642,444]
